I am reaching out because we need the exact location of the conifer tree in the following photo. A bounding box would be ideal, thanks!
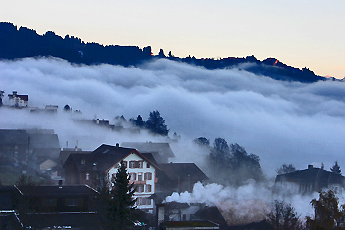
[107,161,137,230]
[145,110,169,136]
[330,161,341,175]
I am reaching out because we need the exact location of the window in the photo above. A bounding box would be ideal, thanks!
[122,161,127,168]
[147,163,150,168]
[144,172,152,180]
[145,184,152,192]
[136,184,144,193]
[44,198,56,207]
[81,158,85,164]
[68,198,79,207]
[129,173,137,181]
[129,161,144,168]
[137,197,152,205]
[138,172,143,181]
[86,172,89,180]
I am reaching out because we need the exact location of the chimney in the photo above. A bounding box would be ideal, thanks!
[116,143,120,147]
[308,165,313,169]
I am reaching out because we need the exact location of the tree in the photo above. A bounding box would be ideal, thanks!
[211,138,230,160]
[267,200,303,230]
[107,161,137,230]
[145,110,169,136]
[130,115,145,128]
[15,174,36,186]
[276,164,296,175]
[306,190,345,230]
[158,48,166,57]
[193,137,210,147]
[331,161,342,175]
[14,174,38,229]
[208,139,264,185]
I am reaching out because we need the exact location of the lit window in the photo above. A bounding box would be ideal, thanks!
[138,173,142,181]
[86,173,89,180]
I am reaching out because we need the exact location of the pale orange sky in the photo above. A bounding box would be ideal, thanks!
[1,0,344,78]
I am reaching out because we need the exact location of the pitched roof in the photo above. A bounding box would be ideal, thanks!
[29,133,60,149]
[8,94,28,101]
[122,142,175,158]
[0,129,28,145]
[15,185,99,197]
[91,144,137,171]
[275,166,345,187]
[65,144,161,173]
[159,163,208,181]
[59,150,92,165]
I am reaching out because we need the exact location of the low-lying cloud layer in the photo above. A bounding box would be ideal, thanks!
[1,57,345,175]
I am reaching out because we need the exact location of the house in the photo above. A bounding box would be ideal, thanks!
[0,186,20,229]
[0,129,61,167]
[8,91,28,107]
[14,184,99,213]
[58,148,92,166]
[0,129,29,163]
[12,184,101,229]
[122,142,176,163]
[274,164,345,194]
[30,105,58,114]
[160,221,220,230]
[157,163,209,193]
[64,143,161,212]
[26,129,60,161]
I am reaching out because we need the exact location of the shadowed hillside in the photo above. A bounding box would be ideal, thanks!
[0,22,325,83]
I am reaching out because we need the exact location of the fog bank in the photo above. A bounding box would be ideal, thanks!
[1,57,345,175]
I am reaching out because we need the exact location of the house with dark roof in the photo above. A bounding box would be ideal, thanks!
[14,185,99,213]
[274,164,345,194]
[157,163,209,193]
[10,184,101,229]
[122,142,176,163]
[64,143,161,212]
[8,91,28,107]
[0,129,29,163]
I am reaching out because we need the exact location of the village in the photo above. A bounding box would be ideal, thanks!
[1,91,345,229]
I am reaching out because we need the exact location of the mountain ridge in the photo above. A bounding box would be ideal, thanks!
[0,22,328,83]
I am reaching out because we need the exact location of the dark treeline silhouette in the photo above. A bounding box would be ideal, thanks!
[0,22,326,82]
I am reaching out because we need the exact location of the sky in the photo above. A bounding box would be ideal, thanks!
[2,57,345,178]
[0,0,344,78]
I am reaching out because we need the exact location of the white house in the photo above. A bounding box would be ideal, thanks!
[107,151,158,211]
[64,143,160,212]
[8,91,28,107]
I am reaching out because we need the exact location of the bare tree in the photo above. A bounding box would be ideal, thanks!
[267,200,303,230]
